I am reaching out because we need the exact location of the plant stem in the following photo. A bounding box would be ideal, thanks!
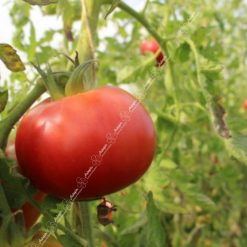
[76,0,102,90]
[56,222,88,246]
[0,83,45,149]
[80,202,94,247]
[79,202,94,247]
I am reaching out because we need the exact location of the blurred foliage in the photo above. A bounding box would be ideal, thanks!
[0,0,247,246]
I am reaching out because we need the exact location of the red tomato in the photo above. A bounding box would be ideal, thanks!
[140,39,165,66]
[15,86,156,200]
[243,100,247,109]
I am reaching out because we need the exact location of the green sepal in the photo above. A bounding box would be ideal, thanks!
[32,63,64,100]
[65,59,97,96]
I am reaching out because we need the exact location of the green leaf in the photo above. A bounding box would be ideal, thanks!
[121,216,147,235]
[160,159,177,170]
[143,161,170,204]
[58,234,85,247]
[225,136,247,165]
[175,42,191,62]
[0,90,8,113]
[185,191,216,210]
[0,159,27,209]
[22,0,58,5]
[144,192,167,247]
[191,27,208,47]
[0,44,25,72]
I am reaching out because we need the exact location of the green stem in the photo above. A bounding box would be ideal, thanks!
[77,0,101,63]
[184,38,210,101]
[0,83,45,149]
[56,222,88,246]
[80,202,94,247]
[73,0,102,91]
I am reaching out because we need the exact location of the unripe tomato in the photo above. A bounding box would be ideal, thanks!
[243,100,247,109]
[16,86,156,200]
[140,39,165,66]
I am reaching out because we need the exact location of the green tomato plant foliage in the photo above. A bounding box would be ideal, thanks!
[0,0,247,246]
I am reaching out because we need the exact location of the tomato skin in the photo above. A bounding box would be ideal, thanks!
[140,39,165,66]
[16,86,156,200]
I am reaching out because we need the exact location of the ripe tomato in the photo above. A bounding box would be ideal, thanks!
[140,39,165,66]
[5,142,45,230]
[28,231,64,247]
[243,100,247,109]
[16,86,156,200]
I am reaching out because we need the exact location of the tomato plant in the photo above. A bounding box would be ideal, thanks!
[0,0,247,247]
[15,86,156,200]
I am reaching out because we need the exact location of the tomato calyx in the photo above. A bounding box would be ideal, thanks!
[65,59,98,96]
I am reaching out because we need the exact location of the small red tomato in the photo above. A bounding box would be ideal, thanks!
[97,198,117,226]
[16,86,156,200]
[243,100,247,109]
[140,39,165,66]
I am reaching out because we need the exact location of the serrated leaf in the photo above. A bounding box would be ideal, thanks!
[0,44,25,72]
[0,90,8,113]
[143,162,170,204]
[225,136,247,165]
[105,0,121,19]
[22,0,57,5]
[145,192,167,247]
[185,192,216,209]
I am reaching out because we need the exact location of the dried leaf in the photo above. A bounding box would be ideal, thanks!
[210,96,231,138]
[0,44,25,72]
